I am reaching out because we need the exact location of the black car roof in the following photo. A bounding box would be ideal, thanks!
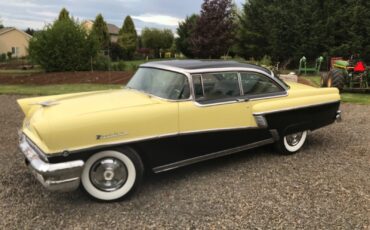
[142,60,271,74]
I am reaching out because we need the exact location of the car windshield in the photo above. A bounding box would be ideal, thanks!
[126,67,190,100]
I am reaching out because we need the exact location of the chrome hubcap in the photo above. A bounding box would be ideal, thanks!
[286,132,303,146]
[90,158,128,192]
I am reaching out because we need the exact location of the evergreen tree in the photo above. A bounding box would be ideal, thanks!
[118,16,138,60]
[190,0,236,58]
[91,14,110,51]
[58,8,70,21]
[175,14,199,58]
[237,0,370,65]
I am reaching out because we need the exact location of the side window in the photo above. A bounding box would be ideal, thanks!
[192,72,240,101]
[240,72,283,95]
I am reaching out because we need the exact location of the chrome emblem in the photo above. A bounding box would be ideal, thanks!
[96,132,128,140]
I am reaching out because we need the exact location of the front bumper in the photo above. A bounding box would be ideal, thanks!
[19,134,84,192]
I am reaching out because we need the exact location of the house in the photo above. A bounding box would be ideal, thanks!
[0,27,32,58]
[82,20,120,43]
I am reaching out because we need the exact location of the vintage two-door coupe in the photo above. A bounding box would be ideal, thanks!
[18,60,341,201]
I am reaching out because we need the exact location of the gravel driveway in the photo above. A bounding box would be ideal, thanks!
[0,95,369,229]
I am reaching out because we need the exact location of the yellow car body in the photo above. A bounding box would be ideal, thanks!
[18,60,341,199]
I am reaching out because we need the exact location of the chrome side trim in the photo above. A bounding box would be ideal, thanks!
[179,126,259,135]
[153,138,275,173]
[63,132,179,155]
[253,100,341,115]
[53,127,262,156]
[254,115,268,128]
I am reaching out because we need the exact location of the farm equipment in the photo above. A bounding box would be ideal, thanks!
[321,56,370,93]
[298,56,323,75]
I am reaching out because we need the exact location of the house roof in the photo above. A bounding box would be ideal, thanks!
[107,23,119,35]
[84,20,119,35]
[0,27,32,38]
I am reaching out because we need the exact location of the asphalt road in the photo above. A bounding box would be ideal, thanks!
[0,95,369,229]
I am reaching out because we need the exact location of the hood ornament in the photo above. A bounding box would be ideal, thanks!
[31,100,59,107]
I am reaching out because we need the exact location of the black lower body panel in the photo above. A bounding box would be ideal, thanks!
[263,101,340,135]
[135,128,272,169]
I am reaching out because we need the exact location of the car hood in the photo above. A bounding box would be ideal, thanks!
[18,89,159,118]
[18,89,166,154]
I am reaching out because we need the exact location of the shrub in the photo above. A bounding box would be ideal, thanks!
[6,52,12,60]
[0,53,6,62]
[28,15,98,72]
[116,61,126,71]
[93,54,110,71]
[130,63,139,71]
[259,55,272,66]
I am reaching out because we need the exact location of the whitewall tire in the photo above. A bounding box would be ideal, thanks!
[276,130,308,154]
[81,148,143,201]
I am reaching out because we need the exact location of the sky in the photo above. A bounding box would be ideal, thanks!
[0,0,244,33]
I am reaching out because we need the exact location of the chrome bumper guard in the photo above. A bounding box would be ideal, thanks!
[19,135,84,192]
[336,110,342,122]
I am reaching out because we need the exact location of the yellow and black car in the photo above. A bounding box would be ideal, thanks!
[18,60,341,201]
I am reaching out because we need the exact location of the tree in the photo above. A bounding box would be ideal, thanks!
[91,14,110,50]
[58,8,70,21]
[190,0,236,58]
[25,28,35,36]
[28,9,98,72]
[141,28,174,58]
[237,0,370,66]
[175,14,199,58]
[118,16,138,60]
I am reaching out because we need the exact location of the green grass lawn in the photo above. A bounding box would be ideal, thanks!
[0,84,122,96]
[300,76,370,105]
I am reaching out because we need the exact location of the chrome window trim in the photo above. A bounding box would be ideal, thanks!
[193,99,239,107]
[141,63,288,90]
[248,92,289,101]
[237,72,244,95]
[199,75,205,96]
[253,100,341,115]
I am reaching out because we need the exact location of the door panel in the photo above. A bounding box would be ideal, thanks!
[178,101,270,158]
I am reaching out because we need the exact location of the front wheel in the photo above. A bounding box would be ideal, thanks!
[275,131,308,155]
[81,148,144,201]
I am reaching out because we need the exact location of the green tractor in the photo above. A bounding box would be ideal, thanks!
[321,57,370,92]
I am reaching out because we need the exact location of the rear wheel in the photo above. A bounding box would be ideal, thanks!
[81,148,144,201]
[327,69,345,90]
[275,131,308,155]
